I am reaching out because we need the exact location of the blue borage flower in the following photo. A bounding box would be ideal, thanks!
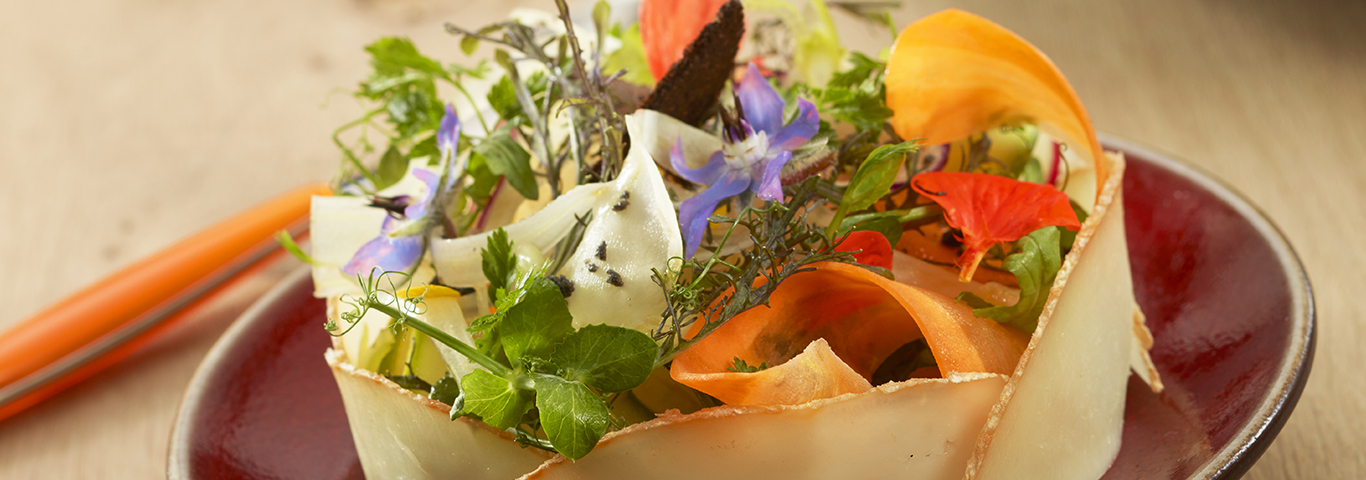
[672,64,820,258]
[344,104,463,276]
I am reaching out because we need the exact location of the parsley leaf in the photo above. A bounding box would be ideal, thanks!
[480,228,517,301]
[956,227,1064,333]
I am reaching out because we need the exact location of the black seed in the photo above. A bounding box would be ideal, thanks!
[605,270,624,287]
[546,275,574,298]
[612,198,630,211]
[621,191,630,200]
[587,263,598,273]
[596,241,607,261]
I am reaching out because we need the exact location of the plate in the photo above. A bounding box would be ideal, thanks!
[167,139,1315,480]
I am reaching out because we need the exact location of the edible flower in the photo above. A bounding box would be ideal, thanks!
[639,0,731,82]
[343,104,462,276]
[673,64,820,258]
[910,171,1079,282]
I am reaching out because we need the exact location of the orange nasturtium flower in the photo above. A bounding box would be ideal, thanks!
[639,0,731,82]
[912,172,1080,282]
[670,262,1028,407]
[884,9,1108,200]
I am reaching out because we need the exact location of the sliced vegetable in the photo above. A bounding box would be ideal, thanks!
[670,262,1028,406]
[884,9,1106,206]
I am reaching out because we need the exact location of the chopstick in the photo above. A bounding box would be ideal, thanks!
[0,183,330,422]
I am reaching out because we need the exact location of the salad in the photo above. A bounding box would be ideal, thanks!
[290,1,1164,478]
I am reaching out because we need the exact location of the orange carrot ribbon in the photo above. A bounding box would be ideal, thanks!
[671,262,1028,406]
[884,9,1108,199]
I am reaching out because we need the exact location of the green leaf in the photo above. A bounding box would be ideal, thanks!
[1059,200,1089,252]
[532,374,611,460]
[827,52,882,89]
[428,374,461,406]
[374,145,408,190]
[275,230,322,266]
[458,369,533,430]
[850,216,903,247]
[500,277,575,365]
[1021,156,1044,184]
[461,35,480,55]
[726,357,768,373]
[486,76,522,121]
[828,140,919,237]
[955,227,1064,333]
[592,0,611,44]
[603,24,654,86]
[475,128,540,200]
[366,37,447,76]
[481,228,517,300]
[465,152,500,201]
[550,324,655,393]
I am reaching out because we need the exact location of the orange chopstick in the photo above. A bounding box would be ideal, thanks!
[0,183,330,421]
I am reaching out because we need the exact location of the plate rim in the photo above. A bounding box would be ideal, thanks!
[1098,133,1316,480]
[166,138,1317,479]
[165,266,315,480]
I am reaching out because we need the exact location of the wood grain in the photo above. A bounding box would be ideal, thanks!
[0,0,1361,478]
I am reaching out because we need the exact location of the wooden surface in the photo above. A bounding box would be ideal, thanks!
[0,0,1362,478]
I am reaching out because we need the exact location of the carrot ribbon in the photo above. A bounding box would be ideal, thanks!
[884,9,1107,198]
[671,262,1028,406]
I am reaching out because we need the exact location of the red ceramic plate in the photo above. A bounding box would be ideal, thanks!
[167,138,1314,480]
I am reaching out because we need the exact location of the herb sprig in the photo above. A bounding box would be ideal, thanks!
[650,177,856,366]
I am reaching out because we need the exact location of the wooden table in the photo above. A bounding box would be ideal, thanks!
[1,0,1361,478]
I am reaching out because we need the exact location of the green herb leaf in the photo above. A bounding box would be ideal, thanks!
[532,374,611,460]
[955,227,1064,333]
[458,369,533,430]
[475,128,540,200]
[374,145,408,190]
[428,374,461,406]
[500,277,575,365]
[481,228,517,301]
[366,37,447,77]
[275,230,322,266]
[592,0,611,44]
[487,76,522,122]
[1059,200,1088,252]
[604,24,654,86]
[726,357,768,373]
[550,324,655,393]
[827,141,919,237]
[850,215,904,246]
[843,141,919,212]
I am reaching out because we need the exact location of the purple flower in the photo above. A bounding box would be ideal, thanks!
[343,105,462,276]
[673,64,819,258]
[438,103,460,158]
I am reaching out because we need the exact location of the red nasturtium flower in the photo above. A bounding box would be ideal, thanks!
[911,172,1080,282]
[834,230,893,270]
[639,0,731,82]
